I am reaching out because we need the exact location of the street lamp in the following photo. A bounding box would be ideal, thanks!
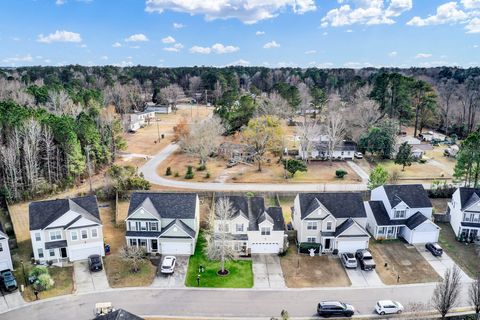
[20,259,27,287]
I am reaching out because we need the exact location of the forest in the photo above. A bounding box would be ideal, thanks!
[0,65,479,201]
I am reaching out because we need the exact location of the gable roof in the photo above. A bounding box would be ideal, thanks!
[405,212,429,230]
[0,222,7,240]
[128,192,198,220]
[458,187,480,210]
[334,218,370,237]
[298,193,366,220]
[158,219,196,238]
[29,195,100,230]
[94,309,143,320]
[367,201,406,226]
[382,185,432,208]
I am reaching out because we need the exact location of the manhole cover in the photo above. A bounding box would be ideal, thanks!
[401,260,412,266]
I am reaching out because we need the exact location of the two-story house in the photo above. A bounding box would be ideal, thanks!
[29,195,104,263]
[447,187,480,241]
[125,192,200,255]
[292,193,370,253]
[365,184,440,244]
[213,195,286,254]
[0,223,13,271]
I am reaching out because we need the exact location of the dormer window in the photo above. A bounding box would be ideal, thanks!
[236,224,244,232]
[394,209,406,219]
[326,221,333,231]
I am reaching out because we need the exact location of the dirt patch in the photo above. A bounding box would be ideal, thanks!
[369,241,441,285]
[430,198,449,214]
[280,246,351,287]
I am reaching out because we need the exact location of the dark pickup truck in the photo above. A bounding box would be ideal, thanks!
[0,269,18,292]
[355,249,376,271]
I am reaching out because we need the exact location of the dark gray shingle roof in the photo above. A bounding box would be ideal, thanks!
[94,309,143,320]
[298,193,366,220]
[405,212,429,229]
[29,195,100,230]
[458,187,480,210]
[368,201,406,226]
[128,192,197,219]
[0,222,7,240]
[158,219,196,238]
[382,185,432,209]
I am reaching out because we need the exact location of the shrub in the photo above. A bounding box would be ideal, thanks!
[34,273,54,291]
[185,166,194,179]
[197,164,206,171]
[245,192,255,197]
[29,266,48,278]
[165,167,172,176]
[419,159,427,164]
[204,172,210,179]
[335,169,348,179]
[428,180,456,198]
[174,171,180,177]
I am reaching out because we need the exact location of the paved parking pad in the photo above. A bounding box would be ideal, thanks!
[0,292,25,313]
[346,268,384,287]
[415,245,472,282]
[73,260,109,293]
[253,254,286,289]
[151,256,188,288]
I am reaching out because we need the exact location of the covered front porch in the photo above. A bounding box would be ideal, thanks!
[374,225,404,240]
[127,237,159,254]
[458,227,480,242]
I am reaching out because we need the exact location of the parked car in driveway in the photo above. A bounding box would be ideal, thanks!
[355,249,376,271]
[375,300,404,315]
[161,256,176,274]
[341,253,357,269]
[88,254,103,272]
[0,269,18,292]
[317,301,355,317]
[354,152,363,159]
[425,243,443,257]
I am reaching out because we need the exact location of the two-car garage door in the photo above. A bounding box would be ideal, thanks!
[161,242,192,255]
[336,239,369,253]
[250,243,280,254]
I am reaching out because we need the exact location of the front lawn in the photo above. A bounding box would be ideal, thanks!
[437,223,480,278]
[104,256,157,288]
[185,233,253,288]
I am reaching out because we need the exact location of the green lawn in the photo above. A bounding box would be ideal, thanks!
[437,223,480,278]
[185,233,253,288]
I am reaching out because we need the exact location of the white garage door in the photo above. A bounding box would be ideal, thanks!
[69,245,104,261]
[250,243,279,254]
[411,231,439,244]
[336,239,367,253]
[0,261,10,271]
[161,242,192,255]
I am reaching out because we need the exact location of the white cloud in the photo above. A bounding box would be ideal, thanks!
[389,51,398,57]
[346,29,353,33]
[466,17,480,33]
[474,44,479,48]
[462,0,480,9]
[189,43,239,54]
[344,61,373,68]
[415,53,433,59]
[100,55,108,60]
[227,59,250,66]
[44,59,52,64]
[173,22,185,29]
[322,31,328,36]
[305,50,316,54]
[321,0,413,27]
[37,30,82,43]
[2,54,34,64]
[125,33,149,42]
[112,42,122,48]
[407,2,468,26]
[56,0,66,5]
[145,0,316,24]
[129,45,141,49]
[164,43,184,52]
[263,40,280,49]
[256,31,265,36]
[162,36,176,44]
[80,44,87,48]
[115,60,134,67]
[317,62,334,68]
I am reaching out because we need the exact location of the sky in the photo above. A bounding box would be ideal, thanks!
[0,0,479,68]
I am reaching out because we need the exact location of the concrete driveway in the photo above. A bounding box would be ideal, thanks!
[252,254,286,289]
[151,256,188,288]
[73,260,109,293]
[415,245,472,281]
[0,291,25,313]
[345,267,384,287]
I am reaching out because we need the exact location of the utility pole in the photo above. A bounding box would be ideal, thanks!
[156,117,161,142]
[84,145,93,193]
[205,89,208,105]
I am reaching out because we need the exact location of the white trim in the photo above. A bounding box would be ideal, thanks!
[335,220,371,238]
[127,206,160,221]
[71,230,78,241]
[160,222,194,239]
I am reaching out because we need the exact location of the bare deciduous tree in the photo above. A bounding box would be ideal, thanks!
[205,197,235,274]
[46,90,72,115]
[189,76,202,99]
[297,120,321,161]
[257,91,292,119]
[160,84,184,112]
[180,116,224,166]
[470,274,480,319]
[120,245,146,273]
[324,102,347,165]
[41,126,55,184]
[297,83,312,125]
[22,119,42,191]
[432,266,462,319]
[438,79,458,136]
[104,83,129,114]
[213,80,223,103]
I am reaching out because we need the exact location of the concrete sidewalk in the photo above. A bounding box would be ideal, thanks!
[345,268,384,287]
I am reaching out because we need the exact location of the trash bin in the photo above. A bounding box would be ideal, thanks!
[105,244,111,255]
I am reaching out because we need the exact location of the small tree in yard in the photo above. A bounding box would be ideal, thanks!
[121,245,146,273]
[336,169,347,179]
[368,165,389,190]
[469,274,480,319]
[283,158,307,178]
[432,266,462,319]
[395,142,413,171]
[185,166,194,179]
[205,197,235,275]
[34,273,54,291]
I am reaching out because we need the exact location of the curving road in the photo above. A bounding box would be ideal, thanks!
[1,284,473,320]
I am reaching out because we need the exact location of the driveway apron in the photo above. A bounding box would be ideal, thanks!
[0,292,25,313]
[73,260,109,293]
[345,268,384,287]
[252,254,286,289]
[151,256,188,288]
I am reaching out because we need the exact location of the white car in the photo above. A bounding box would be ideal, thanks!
[375,300,404,315]
[354,152,363,159]
[160,256,176,274]
[341,252,357,269]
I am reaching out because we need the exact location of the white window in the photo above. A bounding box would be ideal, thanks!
[394,209,406,219]
[150,222,158,231]
[261,227,271,235]
[38,248,44,258]
[219,223,229,232]
[49,249,55,257]
[307,222,317,230]
[326,221,333,231]
[35,232,41,241]
[129,239,137,246]
[236,224,244,232]
[91,228,98,238]
[71,231,78,241]
[139,239,147,247]
[81,230,88,239]
[307,237,316,243]
[140,222,147,231]
[49,231,62,241]
[377,227,386,235]
[0,242,3,252]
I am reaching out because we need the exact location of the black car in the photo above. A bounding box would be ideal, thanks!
[88,254,103,272]
[425,243,443,257]
[0,269,18,292]
[355,249,376,271]
[317,301,355,318]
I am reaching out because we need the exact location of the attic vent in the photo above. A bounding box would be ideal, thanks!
[173,227,178,232]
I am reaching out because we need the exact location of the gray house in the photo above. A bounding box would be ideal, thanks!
[125,192,200,255]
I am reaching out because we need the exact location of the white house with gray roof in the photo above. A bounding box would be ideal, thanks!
[0,223,13,271]
[213,195,286,254]
[292,193,370,254]
[365,184,440,244]
[29,195,104,263]
[447,187,480,241]
[125,192,200,255]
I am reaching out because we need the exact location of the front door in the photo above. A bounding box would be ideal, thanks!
[324,238,332,251]
[151,239,158,252]
[60,247,68,258]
